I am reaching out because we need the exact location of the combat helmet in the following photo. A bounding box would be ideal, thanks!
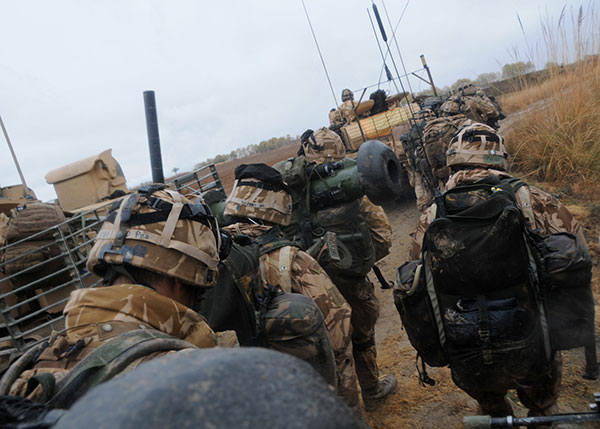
[224,164,292,226]
[87,186,221,287]
[457,83,477,96]
[446,123,509,171]
[341,88,354,102]
[299,128,346,163]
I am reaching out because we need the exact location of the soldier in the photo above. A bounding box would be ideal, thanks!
[274,127,397,411]
[406,124,577,418]
[339,88,360,124]
[1,186,233,405]
[440,83,504,129]
[218,162,361,412]
[409,123,585,259]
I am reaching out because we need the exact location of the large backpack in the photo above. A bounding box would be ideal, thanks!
[273,156,376,277]
[394,178,595,386]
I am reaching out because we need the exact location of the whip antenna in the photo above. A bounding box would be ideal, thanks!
[301,0,338,108]
[381,0,417,97]
[0,115,29,195]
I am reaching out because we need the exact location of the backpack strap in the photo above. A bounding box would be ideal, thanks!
[423,251,447,349]
[46,329,195,409]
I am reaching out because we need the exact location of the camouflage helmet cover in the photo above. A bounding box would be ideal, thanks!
[446,123,509,171]
[87,187,220,287]
[301,127,346,163]
[458,83,477,96]
[224,163,292,226]
[341,88,354,102]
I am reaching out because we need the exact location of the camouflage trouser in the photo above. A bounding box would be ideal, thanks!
[294,279,360,409]
[328,273,381,391]
[454,352,562,417]
[414,173,434,212]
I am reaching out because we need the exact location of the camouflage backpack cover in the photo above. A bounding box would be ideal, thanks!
[199,238,336,386]
[224,164,292,226]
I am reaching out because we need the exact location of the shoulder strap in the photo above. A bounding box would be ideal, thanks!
[46,329,194,409]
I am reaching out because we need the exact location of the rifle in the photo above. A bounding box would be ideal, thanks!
[463,393,600,428]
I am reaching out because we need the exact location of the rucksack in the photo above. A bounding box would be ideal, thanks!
[394,178,595,386]
[273,156,376,277]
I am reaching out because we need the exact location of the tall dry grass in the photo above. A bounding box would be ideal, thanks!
[500,4,600,188]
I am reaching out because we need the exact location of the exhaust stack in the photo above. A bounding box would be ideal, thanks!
[143,90,165,183]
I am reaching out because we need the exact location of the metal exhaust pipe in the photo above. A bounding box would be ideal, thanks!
[143,90,165,183]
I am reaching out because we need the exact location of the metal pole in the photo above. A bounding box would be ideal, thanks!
[420,54,438,96]
[0,115,29,194]
[143,90,165,184]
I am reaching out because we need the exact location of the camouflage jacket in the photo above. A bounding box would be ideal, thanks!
[223,223,360,407]
[8,284,222,400]
[409,168,586,259]
[339,100,359,123]
[359,196,392,262]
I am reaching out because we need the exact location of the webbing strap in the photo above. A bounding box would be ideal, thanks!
[423,251,446,348]
[477,295,493,365]
[515,186,536,230]
[524,233,552,361]
[97,229,218,269]
[159,190,183,248]
[277,246,293,293]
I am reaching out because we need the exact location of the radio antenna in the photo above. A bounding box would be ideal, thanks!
[301,0,339,108]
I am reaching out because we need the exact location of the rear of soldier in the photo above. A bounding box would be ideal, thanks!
[219,162,361,412]
[273,128,397,411]
[403,124,585,418]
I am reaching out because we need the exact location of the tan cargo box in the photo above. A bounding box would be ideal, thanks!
[45,149,128,211]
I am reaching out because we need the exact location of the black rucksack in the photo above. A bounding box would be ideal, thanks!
[394,178,595,386]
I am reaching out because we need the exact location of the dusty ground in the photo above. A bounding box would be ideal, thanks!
[364,196,600,429]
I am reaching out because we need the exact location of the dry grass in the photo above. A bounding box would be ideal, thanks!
[499,4,600,196]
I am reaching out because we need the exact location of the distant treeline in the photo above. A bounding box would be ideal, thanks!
[195,135,299,168]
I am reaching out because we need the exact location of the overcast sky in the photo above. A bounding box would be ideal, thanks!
[0,0,580,201]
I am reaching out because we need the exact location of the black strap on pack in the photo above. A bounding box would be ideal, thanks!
[255,226,296,256]
[477,295,493,365]
[236,180,289,194]
[372,266,393,289]
[300,129,324,152]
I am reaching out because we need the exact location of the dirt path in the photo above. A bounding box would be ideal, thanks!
[365,197,600,428]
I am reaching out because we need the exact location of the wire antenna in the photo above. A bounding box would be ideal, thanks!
[381,0,416,97]
[301,0,338,108]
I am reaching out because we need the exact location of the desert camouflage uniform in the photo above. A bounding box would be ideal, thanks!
[407,167,578,416]
[409,168,586,259]
[223,222,360,409]
[339,99,359,123]
[8,284,225,400]
[329,108,343,127]
[327,198,391,392]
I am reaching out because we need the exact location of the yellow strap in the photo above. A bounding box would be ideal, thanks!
[159,190,183,248]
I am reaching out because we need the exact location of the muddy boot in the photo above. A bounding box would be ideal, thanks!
[362,374,397,411]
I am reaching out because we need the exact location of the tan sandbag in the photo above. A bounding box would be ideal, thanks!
[6,203,66,243]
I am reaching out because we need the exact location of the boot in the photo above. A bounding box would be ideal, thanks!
[362,374,397,411]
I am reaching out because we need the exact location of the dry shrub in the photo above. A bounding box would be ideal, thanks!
[501,4,600,191]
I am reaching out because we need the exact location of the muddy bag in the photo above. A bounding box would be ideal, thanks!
[421,182,547,375]
[5,203,66,243]
[393,260,447,367]
[538,232,595,351]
